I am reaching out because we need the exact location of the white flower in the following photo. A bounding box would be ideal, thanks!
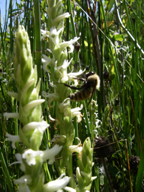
[55,58,73,82]
[61,70,68,82]
[5,133,20,149]
[91,176,97,181]
[42,54,54,72]
[49,27,63,45]
[60,59,73,70]
[22,145,62,166]
[43,174,71,192]
[7,91,19,100]
[41,29,50,39]
[69,144,83,154]
[14,175,31,192]
[22,149,43,166]
[17,184,31,192]
[60,37,80,52]
[9,153,25,172]
[59,100,83,122]
[22,121,49,135]
[14,175,32,185]
[42,91,59,107]
[64,187,76,192]
[67,69,85,79]
[3,113,19,120]
[42,144,63,164]
[53,13,70,25]
[71,104,83,123]
[58,98,70,114]
[23,99,45,112]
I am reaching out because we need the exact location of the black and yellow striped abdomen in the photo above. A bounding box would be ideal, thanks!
[69,87,93,101]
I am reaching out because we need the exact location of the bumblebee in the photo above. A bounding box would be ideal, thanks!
[63,71,100,105]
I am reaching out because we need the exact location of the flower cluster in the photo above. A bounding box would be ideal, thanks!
[41,0,97,191]
[4,26,70,192]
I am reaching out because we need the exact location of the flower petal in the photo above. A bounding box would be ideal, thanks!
[23,121,49,134]
[4,113,19,119]
[14,175,32,185]
[22,149,43,166]
[64,186,76,192]
[44,175,71,192]
[42,144,62,164]
[6,133,20,149]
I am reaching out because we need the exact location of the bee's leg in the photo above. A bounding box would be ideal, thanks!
[57,82,86,90]
[56,82,80,89]
[73,77,86,82]
[63,83,82,90]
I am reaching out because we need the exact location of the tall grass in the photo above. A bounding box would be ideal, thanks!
[0,0,144,191]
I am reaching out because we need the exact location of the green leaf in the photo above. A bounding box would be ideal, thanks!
[113,33,123,41]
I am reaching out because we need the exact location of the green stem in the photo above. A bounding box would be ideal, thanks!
[115,0,144,55]
[68,0,76,37]
[67,154,76,188]
[0,150,15,192]
[33,0,42,84]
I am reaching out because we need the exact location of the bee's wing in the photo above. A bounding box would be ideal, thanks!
[72,76,87,84]
[87,79,97,106]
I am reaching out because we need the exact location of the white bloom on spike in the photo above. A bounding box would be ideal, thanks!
[23,99,45,112]
[58,59,72,70]
[42,54,54,72]
[42,54,51,64]
[42,144,62,164]
[67,44,74,53]
[91,176,97,181]
[59,100,83,122]
[60,37,80,52]
[14,175,31,192]
[43,174,71,192]
[41,29,50,39]
[58,98,70,114]
[50,27,63,36]
[18,184,31,192]
[3,113,19,120]
[42,91,59,107]
[7,91,19,100]
[15,153,25,171]
[69,145,83,154]
[49,27,63,45]
[14,175,32,185]
[64,187,76,192]
[22,78,35,95]
[55,58,72,82]
[9,153,25,172]
[6,133,20,149]
[53,13,70,24]
[71,104,83,123]
[22,149,43,166]
[23,121,49,135]
[22,145,62,166]
[61,70,68,82]
[68,69,85,79]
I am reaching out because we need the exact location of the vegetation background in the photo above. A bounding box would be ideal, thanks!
[0,0,144,191]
